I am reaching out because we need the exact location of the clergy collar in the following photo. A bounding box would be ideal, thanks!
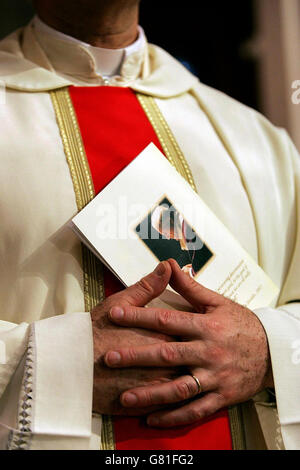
[30,16,147,85]
[32,15,147,83]
[0,21,198,96]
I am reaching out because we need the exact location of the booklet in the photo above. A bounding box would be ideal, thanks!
[71,143,279,310]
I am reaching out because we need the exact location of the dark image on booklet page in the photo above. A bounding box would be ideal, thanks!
[135,196,214,278]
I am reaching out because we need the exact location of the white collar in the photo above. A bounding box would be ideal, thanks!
[0,21,198,95]
[33,15,146,78]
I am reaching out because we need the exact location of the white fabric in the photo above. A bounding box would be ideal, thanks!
[0,315,93,450]
[33,15,146,78]
[254,304,300,449]
[0,21,299,449]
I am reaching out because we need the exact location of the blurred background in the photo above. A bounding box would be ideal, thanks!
[1,0,300,150]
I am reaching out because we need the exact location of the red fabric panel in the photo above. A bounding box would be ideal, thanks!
[114,411,232,450]
[69,85,232,450]
[69,86,164,196]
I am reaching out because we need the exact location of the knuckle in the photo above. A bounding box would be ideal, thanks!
[124,306,138,322]
[223,389,235,402]
[139,389,152,406]
[134,279,154,298]
[207,318,223,334]
[207,345,228,369]
[213,392,227,408]
[159,344,177,364]
[177,343,189,360]
[187,407,205,422]
[157,310,173,328]
[126,347,138,363]
[175,380,196,400]
[198,406,212,419]
[207,344,224,363]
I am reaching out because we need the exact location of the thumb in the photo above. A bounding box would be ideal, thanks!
[168,259,223,311]
[119,261,172,307]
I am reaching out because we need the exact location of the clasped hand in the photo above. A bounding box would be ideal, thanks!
[102,259,273,428]
[91,262,181,416]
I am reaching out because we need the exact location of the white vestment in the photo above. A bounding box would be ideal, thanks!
[0,20,300,450]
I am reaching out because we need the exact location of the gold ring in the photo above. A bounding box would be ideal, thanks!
[191,375,202,394]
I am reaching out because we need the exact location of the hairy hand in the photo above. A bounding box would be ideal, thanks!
[91,262,181,415]
[104,259,273,427]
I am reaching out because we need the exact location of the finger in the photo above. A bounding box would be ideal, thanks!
[109,305,201,337]
[116,261,172,307]
[104,341,206,368]
[120,372,215,408]
[168,259,224,310]
[146,392,226,428]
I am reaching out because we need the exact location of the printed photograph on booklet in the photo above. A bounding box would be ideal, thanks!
[135,196,214,278]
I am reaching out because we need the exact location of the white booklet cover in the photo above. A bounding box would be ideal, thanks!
[71,143,279,310]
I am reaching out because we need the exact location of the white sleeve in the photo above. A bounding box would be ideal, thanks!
[0,312,94,450]
[253,131,300,450]
[254,303,300,450]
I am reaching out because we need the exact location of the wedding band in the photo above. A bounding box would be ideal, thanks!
[191,375,202,394]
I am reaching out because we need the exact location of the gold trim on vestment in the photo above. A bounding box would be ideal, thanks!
[82,244,105,311]
[136,94,197,192]
[50,87,115,450]
[228,406,246,450]
[101,415,116,450]
[50,88,94,210]
[137,93,246,451]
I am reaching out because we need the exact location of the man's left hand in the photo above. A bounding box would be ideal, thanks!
[104,259,274,428]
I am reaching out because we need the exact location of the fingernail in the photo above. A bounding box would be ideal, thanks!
[154,262,166,277]
[106,351,121,365]
[147,417,159,426]
[110,307,124,320]
[123,393,138,406]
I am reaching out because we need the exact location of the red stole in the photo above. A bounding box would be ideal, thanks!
[69,85,232,450]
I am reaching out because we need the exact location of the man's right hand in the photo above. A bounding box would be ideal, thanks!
[91,261,180,415]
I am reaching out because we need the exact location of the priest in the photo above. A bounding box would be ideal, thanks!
[0,0,299,450]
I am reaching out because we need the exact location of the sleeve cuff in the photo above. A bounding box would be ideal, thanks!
[13,312,94,450]
[254,304,300,449]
